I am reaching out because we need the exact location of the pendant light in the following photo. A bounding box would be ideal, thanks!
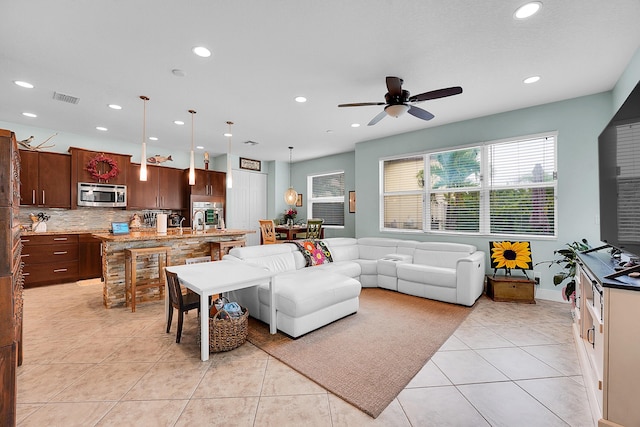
[139,96,149,181]
[188,109,196,186]
[226,121,233,189]
[284,146,298,205]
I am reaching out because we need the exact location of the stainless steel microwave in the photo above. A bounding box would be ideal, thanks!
[77,182,126,207]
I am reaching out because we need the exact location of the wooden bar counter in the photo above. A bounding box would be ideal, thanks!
[92,228,254,308]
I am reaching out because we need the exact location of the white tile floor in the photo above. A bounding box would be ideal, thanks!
[16,280,595,426]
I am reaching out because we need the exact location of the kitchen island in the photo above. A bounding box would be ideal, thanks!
[92,228,255,308]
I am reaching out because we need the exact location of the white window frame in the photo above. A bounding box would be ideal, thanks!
[307,170,345,228]
[380,132,558,238]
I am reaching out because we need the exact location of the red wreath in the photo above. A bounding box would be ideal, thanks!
[86,153,119,181]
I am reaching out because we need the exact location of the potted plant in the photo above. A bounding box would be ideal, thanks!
[537,238,590,305]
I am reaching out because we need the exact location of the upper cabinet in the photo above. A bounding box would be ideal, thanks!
[186,169,226,198]
[69,147,131,209]
[19,150,71,208]
[128,163,186,210]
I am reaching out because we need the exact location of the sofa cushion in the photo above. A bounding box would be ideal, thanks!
[322,238,359,262]
[397,263,457,288]
[412,242,476,269]
[258,269,361,317]
[357,237,401,260]
[315,260,361,278]
[293,240,333,266]
[227,244,298,273]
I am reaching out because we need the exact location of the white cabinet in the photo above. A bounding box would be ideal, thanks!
[576,252,640,427]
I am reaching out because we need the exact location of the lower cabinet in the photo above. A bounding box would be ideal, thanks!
[78,234,102,280]
[21,233,102,287]
[576,254,640,427]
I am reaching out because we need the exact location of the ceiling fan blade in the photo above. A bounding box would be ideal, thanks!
[409,86,463,102]
[408,105,435,121]
[368,110,387,126]
[338,102,386,107]
[386,76,403,97]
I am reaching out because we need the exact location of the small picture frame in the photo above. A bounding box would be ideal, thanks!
[295,193,303,207]
[349,191,356,213]
[239,157,261,171]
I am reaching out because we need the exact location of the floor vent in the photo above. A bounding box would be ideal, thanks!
[52,91,80,104]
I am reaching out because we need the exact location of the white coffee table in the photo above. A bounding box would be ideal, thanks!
[165,260,276,361]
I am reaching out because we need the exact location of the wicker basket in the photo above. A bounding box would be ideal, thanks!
[205,307,249,353]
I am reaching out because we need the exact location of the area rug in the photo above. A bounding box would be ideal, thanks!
[247,288,473,418]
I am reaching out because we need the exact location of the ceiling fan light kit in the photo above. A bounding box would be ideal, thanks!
[385,104,410,118]
[339,76,462,126]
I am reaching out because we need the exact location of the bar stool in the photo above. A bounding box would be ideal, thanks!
[124,246,171,312]
[210,240,245,261]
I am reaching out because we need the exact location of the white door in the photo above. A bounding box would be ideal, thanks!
[227,169,267,246]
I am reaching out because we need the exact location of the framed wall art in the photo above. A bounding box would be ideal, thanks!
[239,157,261,171]
[349,191,356,213]
[295,193,303,207]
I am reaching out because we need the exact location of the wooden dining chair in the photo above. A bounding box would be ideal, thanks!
[259,219,278,244]
[305,218,324,240]
[165,270,201,343]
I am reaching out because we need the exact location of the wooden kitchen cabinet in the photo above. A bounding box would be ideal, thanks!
[19,150,71,208]
[128,163,186,210]
[78,234,102,280]
[69,147,131,209]
[0,129,23,425]
[21,234,79,287]
[186,169,226,197]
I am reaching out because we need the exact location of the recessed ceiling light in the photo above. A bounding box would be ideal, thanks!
[351,123,360,128]
[196,145,204,149]
[514,2,542,19]
[295,96,307,103]
[149,136,158,141]
[96,126,108,131]
[524,75,541,84]
[108,104,122,110]
[14,80,34,89]
[223,132,232,137]
[22,112,37,118]
[174,120,185,125]
[192,46,211,58]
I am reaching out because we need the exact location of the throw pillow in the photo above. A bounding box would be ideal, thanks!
[294,240,333,267]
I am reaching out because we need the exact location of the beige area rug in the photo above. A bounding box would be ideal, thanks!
[247,288,473,418]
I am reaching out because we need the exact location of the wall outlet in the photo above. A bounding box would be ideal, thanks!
[534,272,541,285]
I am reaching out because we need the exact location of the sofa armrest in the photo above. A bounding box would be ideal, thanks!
[455,251,486,306]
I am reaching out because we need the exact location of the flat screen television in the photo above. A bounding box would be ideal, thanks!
[598,81,640,257]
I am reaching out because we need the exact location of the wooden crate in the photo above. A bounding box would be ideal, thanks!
[486,275,536,304]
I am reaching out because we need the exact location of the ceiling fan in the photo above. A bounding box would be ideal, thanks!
[338,76,463,126]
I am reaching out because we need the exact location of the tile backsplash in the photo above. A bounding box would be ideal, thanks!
[19,207,181,232]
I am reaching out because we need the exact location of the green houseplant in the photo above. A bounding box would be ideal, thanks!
[537,238,590,303]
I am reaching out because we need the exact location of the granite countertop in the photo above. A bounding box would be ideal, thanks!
[21,229,111,236]
[92,228,255,242]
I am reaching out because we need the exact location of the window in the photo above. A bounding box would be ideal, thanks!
[381,134,557,238]
[307,171,345,226]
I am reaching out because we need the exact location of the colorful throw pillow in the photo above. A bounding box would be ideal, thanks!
[295,240,333,266]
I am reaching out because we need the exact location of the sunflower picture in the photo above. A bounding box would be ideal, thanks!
[490,241,533,277]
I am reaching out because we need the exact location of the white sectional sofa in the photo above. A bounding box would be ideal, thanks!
[223,237,485,337]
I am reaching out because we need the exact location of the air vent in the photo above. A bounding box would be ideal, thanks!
[52,91,80,104]
[244,140,259,146]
